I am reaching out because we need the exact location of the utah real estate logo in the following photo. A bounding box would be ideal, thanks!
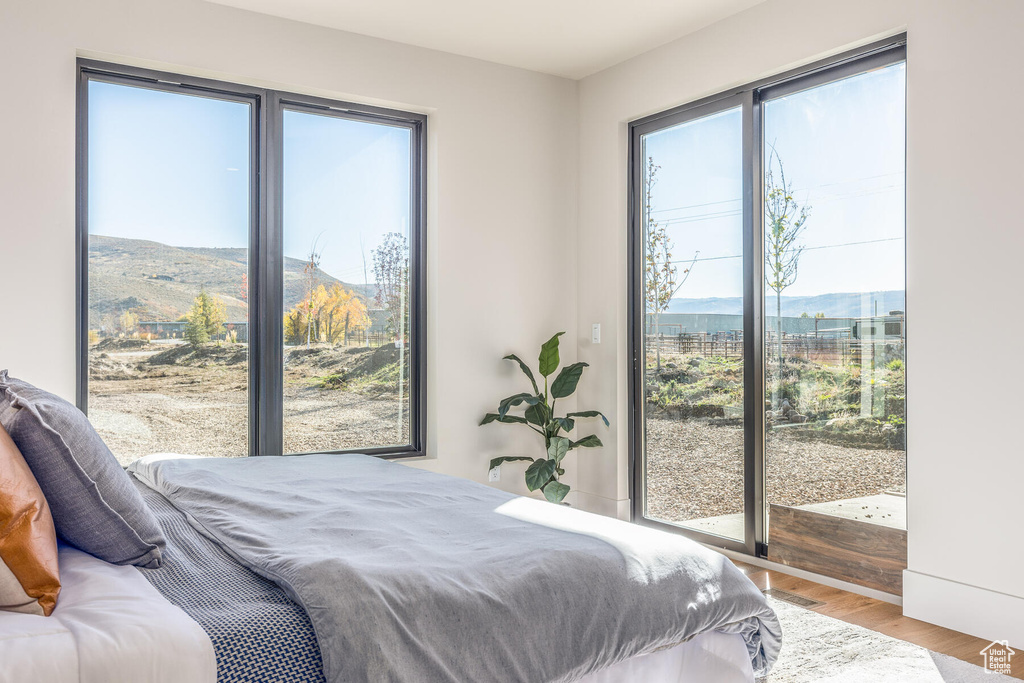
[980,640,1015,675]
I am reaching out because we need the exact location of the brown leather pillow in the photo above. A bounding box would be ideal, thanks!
[0,423,60,616]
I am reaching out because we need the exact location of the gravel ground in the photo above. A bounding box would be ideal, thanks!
[282,387,408,455]
[90,346,905,524]
[89,350,406,465]
[645,417,905,525]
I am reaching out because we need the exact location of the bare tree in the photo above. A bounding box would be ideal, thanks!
[373,232,409,338]
[644,156,698,370]
[764,146,810,382]
[302,236,325,349]
[359,232,370,347]
[373,231,411,443]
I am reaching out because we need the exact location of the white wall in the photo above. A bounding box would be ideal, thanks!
[0,0,578,490]
[574,0,1024,644]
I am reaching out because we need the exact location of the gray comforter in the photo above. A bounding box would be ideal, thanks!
[129,453,781,683]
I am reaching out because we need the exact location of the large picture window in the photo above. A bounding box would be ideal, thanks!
[630,39,906,567]
[77,61,426,465]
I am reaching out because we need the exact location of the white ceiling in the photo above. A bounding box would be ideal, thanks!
[204,0,765,79]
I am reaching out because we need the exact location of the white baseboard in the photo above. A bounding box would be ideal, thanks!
[903,570,1024,649]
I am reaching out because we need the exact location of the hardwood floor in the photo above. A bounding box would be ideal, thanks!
[734,561,1024,679]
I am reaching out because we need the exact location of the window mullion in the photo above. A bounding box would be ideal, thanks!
[258,91,285,457]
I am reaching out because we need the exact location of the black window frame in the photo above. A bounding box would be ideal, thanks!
[628,36,906,557]
[76,59,427,459]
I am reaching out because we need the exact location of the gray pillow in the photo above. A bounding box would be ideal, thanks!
[0,370,165,568]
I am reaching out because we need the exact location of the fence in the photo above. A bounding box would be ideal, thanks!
[326,330,395,348]
[106,323,398,350]
[648,332,744,359]
[647,332,903,366]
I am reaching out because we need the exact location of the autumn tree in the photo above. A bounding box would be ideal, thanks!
[283,308,308,346]
[373,233,409,338]
[764,147,810,377]
[118,309,140,338]
[644,156,698,370]
[284,284,369,346]
[321,284,369,345]
[184,289,227,347]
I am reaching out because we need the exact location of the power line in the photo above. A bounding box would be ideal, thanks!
[650,197,740,214]
[648,171,904,218]
[652,184,903,229]
[665,236,904,266]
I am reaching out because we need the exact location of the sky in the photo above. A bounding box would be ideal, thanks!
[87,80,411,285]
[644,61,906,301]
[89,62,904,300]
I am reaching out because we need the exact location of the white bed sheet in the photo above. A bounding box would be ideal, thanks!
[0,544,752,683]
[0,544,215,683]
[579,630,755,683]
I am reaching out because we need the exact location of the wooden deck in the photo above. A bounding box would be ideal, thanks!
[767,503,907,594]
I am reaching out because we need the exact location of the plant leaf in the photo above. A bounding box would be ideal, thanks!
[550,362,588,399]
[553,416,575,433]
[488,456,535,470]
[538,332,565,378]
[569,435,603,449]
[498,393,541,418]
[524,458,556,491]
[543,480,570,504]
[503,354,539,394]
[547,436,570,465]
[524,402,548,427]
[566,410,610,427]
[480,413,528,426]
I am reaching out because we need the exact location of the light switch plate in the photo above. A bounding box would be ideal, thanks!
[592,323,601,344]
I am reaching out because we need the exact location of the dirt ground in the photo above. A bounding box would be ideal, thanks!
[90,342,905,523]
[644,417,906,525]
[88,343,407,465]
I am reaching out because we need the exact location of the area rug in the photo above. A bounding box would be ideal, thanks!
[763,598,1014,682]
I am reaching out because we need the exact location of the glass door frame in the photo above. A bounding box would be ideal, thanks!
[628,36,906,559]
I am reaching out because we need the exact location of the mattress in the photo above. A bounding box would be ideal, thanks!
[0,542,214,683]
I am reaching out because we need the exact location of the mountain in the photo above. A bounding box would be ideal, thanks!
[87,235,373,328]
[666,290,905,318]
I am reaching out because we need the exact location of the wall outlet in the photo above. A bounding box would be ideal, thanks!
[592,323,601,344]
[488,466,500,482]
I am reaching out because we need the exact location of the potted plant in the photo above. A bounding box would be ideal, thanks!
[481,332,609,504]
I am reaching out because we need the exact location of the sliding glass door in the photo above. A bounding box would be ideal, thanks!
[637,102,748,542]
[631,40,906,566]
[761,60,907,535]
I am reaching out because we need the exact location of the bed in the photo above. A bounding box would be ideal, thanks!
[1,453,780,683]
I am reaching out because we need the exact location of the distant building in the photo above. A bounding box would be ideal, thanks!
[136,321,248,342]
